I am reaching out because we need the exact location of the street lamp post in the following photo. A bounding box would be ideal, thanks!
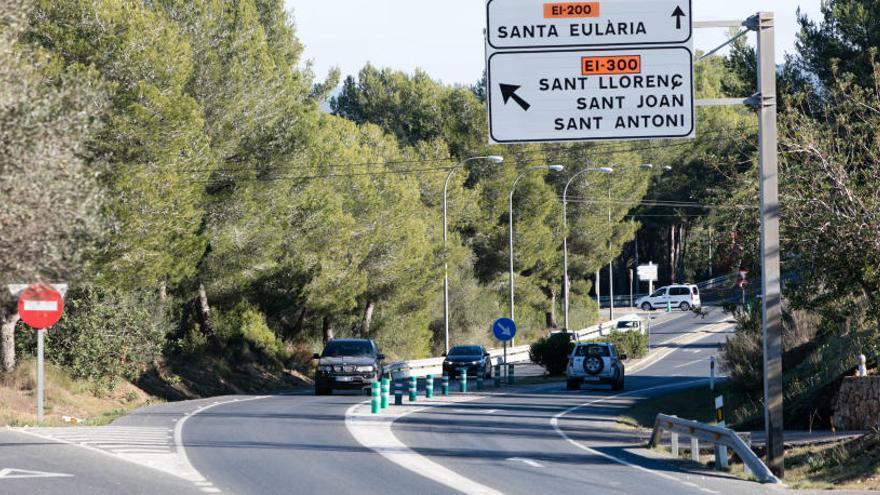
[443,156,504,354]
[562,167,613,332]
[509,164,564,345]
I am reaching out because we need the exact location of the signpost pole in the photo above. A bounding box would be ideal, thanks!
[755,11,784,478]
[36,328,45,423]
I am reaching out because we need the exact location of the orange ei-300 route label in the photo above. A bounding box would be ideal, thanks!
[544,2,600,18]
[581,55,641,75]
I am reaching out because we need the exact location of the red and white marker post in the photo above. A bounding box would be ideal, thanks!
[17,284,65,422]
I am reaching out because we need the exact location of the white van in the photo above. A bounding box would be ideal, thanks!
[635,284,701,311]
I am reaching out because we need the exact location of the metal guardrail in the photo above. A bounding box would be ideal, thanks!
[650,413,780,484]
[389,315,639,379]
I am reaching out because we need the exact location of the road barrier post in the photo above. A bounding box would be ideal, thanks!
[477,373,484,391]
[493,364,501,387]
[691,437,700,462]
[460,368,468,393]
[507,364,515,385]
[371,381,380,414]
[671,431,679,457]
[666,300,672,313]
[409,376,418,402]
[442,373,450,396]
[394,380,403,405]
[426,374,434,399]
[380,377,390,409]
[715,395,729,470]
[710,356,716,391]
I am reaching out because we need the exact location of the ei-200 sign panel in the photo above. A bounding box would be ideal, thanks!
[487,0,692,50]
[487,46,694,144]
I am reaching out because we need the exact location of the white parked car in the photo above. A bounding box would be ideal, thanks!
[635,284,701,312]
[566,342,625,391]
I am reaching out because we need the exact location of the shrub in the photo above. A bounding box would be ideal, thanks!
[530,333,575,376]
[586,330,649,360]
[215,302,290,365]
[34,286,168,390]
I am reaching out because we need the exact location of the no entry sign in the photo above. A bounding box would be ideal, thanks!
[18,284,64,329]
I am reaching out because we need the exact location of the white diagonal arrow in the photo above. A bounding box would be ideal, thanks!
[496,323,512,337]
[0,468,74,479]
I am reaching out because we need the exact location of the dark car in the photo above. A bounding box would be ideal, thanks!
[442,345,492,379]
[313,339,384,395]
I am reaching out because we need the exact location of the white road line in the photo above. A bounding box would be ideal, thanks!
[629,321,732,374]
[346,396,504,495]
[673,358,709,369]
[507,457,543,468]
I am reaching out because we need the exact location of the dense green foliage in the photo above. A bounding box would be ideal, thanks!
[585,331,648,361]
[529,333,575,376]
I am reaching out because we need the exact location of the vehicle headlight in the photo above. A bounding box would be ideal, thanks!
[318,365,332,372]
[356,365,375,373]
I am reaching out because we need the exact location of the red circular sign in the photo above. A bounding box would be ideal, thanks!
[18,284,64,329]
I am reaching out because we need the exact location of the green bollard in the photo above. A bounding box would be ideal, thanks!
[425,374,434,399]
[394,380,403,405]
[408,375,418,402]
[380,377,390,409]
[494,364,501,387]
[666,299,672,312]
[371,381,380,414]
[507,364,515,385]
[477,373,484,391]
[460,367,468,393]
[442,373,450,396]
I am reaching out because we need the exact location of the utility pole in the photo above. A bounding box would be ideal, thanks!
[755,11,784,478]
[607,179,614,321]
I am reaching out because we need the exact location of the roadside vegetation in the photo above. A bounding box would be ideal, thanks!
[529,330,648,376]
[0,0,878,431]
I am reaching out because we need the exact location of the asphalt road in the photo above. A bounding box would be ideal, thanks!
[1,307,788,495]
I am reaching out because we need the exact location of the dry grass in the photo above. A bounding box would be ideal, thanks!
[0,360,159,427]
[780,433,880,490]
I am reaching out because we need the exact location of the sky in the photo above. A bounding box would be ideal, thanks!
[286,1,823,87]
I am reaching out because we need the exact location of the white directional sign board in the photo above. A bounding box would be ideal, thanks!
[486,0,695,144]
[487,0,692,49]
[488,47,693,143]
[637,263,658,282]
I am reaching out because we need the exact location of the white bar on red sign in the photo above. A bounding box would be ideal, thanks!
[23,301,58,312]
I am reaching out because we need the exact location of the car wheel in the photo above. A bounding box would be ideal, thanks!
[566,379,580,391]
[315,387,331,396]
[679,302,691,311]
[583,356,604,375]
[641,302,653,311]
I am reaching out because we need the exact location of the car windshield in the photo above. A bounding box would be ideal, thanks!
[449,346,482,356]
[322,341,374,357]
[650,289,666,297]
[575,345,610,357]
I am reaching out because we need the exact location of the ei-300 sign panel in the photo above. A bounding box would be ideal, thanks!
[487,0,692,50]
[487,47,694,144]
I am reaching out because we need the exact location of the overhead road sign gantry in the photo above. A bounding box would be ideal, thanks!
[487,46,694,143]
[487,0,692,50]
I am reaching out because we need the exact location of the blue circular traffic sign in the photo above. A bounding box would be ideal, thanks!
[492,318,517,342]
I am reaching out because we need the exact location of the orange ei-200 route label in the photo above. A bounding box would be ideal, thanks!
[543,2,600,19]
[581,55,641,75]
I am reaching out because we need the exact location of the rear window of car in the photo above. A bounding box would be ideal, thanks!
[322,341,375,357]
[670,287,689,296]
[449,346,483,356]
[691,286,699,295]
[575,345,610,357]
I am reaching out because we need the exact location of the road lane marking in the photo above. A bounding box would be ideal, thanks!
[452,409,499,414]
[628,320,732,374]
[0,468,73,479]
[346,396,503,495]
[673,358,709,369]
[507,457,543,468]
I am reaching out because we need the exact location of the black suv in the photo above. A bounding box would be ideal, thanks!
[442,345,492,379]
[313,339,385,395]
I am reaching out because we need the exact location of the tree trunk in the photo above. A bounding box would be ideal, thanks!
[292,307,307,338]
[158,280,167,306]
[362,301,375,337]
[197,284,215,336]
[1,311,20,373]
[322,316,334,344]
[545,289,558,329]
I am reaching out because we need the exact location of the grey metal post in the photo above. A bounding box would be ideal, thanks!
[595,269,600,310]
[563,167,611,331]
[607,180,614,321]
[444,157,503,354]
[629,269,634,309]
[36,328,44,422]
[755,11,784,478]
[509,165,563,345]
